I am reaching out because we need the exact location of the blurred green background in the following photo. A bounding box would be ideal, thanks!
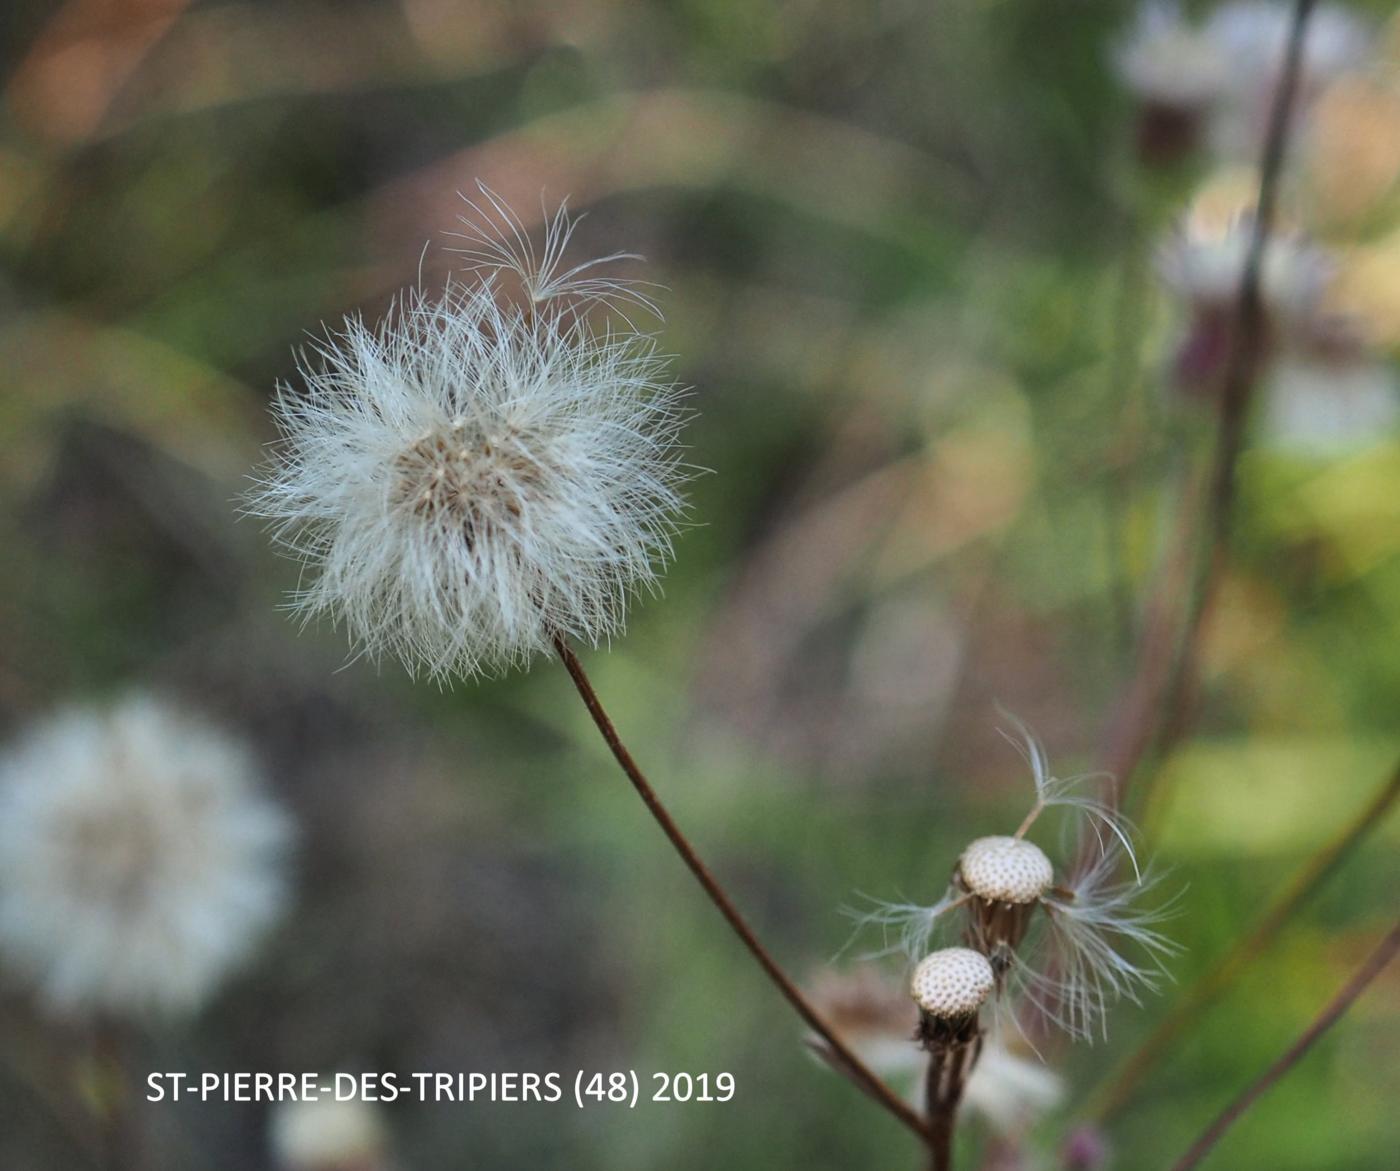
[2,1,1398,1168]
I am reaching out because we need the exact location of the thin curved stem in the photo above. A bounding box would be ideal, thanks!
[1094,0,1318,820]
[1170,920,1400,1171]
[929,1114,954,1171]
[1083,757,1400,1123]
[553,636,931,1144]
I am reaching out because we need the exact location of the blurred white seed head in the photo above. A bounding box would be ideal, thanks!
[1157,216,1332,321]
[0,694,293,1019]
[806,968,1063,1130]
[858,718,1175,1044]
[271,1095,390,1171]
[1115,2,1374,164]
[247,186,689,681]
[1114,2,1232,164]
[1114,2,1229,112]
[961,1038,1064,1135]
[958,836,1053,905]
[805,967,925,1081]
[1205,1,1374,158]
[1157,216,1339,399]
[910,947,995,1020]
[1261,354,1400,452]
[1206,1,1371,94]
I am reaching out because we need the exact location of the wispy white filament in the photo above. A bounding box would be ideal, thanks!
[1022,851,1179,1043]
[449,186,663,322]
[854,719,1176,1042]
[248,190,689,681]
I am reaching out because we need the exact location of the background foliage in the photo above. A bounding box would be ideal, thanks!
[1,1,1397,1168]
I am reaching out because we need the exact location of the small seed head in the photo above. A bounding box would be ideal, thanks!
[910,947,995,1020]
[959,836,1054,904]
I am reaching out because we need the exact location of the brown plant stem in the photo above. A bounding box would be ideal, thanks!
[553,635,931,1143]
[929,1108,955,1171]
[1092,0,1318,823]
[1170,920,1400,1171]
[1083,757,1400,1122]
[922,1032,981,1171]
[90,1020,141,1171]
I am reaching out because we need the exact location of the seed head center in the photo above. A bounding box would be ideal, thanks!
[394,421,542,527]
[59,802,162,907]
[958,835,1054,904]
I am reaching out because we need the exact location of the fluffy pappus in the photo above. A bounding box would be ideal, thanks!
[1156,213,1340,400]
[0,694,293,1019]
[448,184,663,322]
[1205,1,1371,98]
[1156,215,1332,323]
[247,191,690,681]
[1113,0,1230,162]
[1021,848,1178,1043]
[1261,354,1400,452]
[271,1094,392,1171]
[805,967,1063,1135]
[853,719,1177,1044]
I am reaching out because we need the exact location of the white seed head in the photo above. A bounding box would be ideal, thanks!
[0,694,293,1019]
[962,1039,1064,1134]
[1262,356,1400,453]
[1157,217,1333,321]
[1205,2,1371,94]
[246,191,688,681]
[1204,2,1373,159]
[1113,2,1229,109]
[270,1095,388,1171]
[910,947,995,1019]
[959,836,1054,904]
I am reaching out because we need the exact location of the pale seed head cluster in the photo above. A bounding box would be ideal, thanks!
[246,185,689,681]
[0,693,293,1019]
[1113,1,1232,162]
[1119,5,1397,436]
[861,721,1177,1046]
[270,1094,392,1171]
[1113,1,1372,163]
[910,947,995,1022]
[1156,214,1337,401]
[806,966,1064,1134]
[1154,177,1398,436]
[958,836,1055,906]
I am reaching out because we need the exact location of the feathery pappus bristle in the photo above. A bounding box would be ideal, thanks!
[246,187,691,682]
[853,717,1176,1045]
